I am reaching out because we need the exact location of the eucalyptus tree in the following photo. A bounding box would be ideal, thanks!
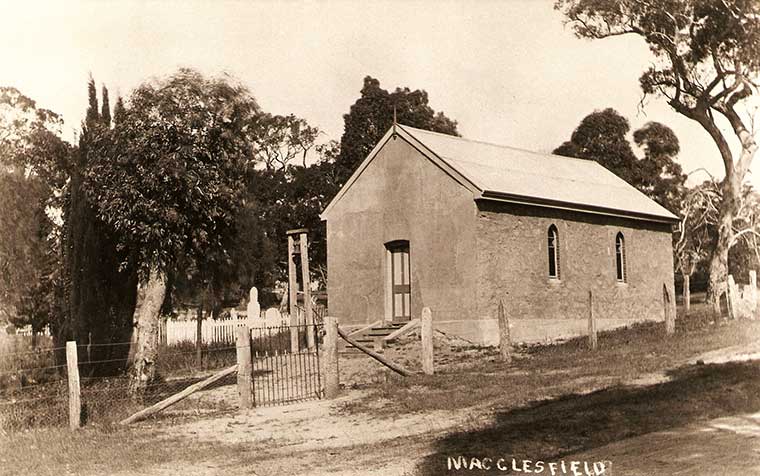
[556,0,760,312]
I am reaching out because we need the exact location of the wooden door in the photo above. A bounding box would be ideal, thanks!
[390,243,411,322]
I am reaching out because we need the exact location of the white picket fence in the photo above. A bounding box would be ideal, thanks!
[10,325,50,337]
[160,308,294,346]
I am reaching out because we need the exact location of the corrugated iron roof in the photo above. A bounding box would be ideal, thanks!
[399,124,679,223]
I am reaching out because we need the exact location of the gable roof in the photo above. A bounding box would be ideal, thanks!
[321,123,679,224]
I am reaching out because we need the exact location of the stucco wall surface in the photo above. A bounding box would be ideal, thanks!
[325,136,478,326]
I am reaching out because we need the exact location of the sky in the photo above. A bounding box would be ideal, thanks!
[1,0,756,186]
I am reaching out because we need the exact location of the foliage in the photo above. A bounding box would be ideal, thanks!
[632,121,686,213]
[335,75,459,186]
[83,69,260,280]
[677,179,760,284]
[255,113,319,171]
[60,77,137,375]
[554,108,686,213]
[0,87,70,330]
[555,0,760,307]
[232,119,340,294]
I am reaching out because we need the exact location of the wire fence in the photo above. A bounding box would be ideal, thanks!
[0,338,242,434]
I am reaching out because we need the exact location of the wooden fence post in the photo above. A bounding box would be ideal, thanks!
[236,326,253,409]
[66,341,81,430]
[323,316,339,399]
[287,234,299,353]
[159,317,168,346]
[683,273,690,316]
[664,283,675,335]
[497,300,512,363]
[588,290,597,350]
[299,231,316,351]
[726,275,737,320]
[421,307,434,375]
[196,305,203,368]
[750,270,758,317]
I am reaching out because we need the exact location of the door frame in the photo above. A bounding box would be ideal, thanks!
[384,240,411,322]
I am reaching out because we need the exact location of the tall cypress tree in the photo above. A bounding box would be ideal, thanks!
[59,77,137,376]
[101,86,111,128]
[113,96,126,126]
[85,76,99,125]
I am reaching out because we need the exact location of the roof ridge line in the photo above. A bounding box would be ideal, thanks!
[397,123,599,166]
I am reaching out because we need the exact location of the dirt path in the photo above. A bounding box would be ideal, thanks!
[566,410,760,475]
[92,331,760,476]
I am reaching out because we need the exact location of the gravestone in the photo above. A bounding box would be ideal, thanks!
[727,271,758,320]
[265,307,283,327]
[247,287,260,321]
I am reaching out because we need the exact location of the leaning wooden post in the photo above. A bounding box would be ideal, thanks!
[299,231,316,351]
[66,341,81,430]
[497,300,512,363]
[421,307,434,375]
[323,316,339,399]
[588,290,597,350]
[236,326,253,409]
[664,283,675,335]
[287,233,299,353]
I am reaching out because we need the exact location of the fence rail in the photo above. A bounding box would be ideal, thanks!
[161,305,326,346]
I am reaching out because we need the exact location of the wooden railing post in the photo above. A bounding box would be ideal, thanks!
[498,300,512,363]
[664,283,675,335]
[323,316,339,399]
[421,307,434,375]
[588,290,597,350]
[66,341,81,430]
[236,326,253,409]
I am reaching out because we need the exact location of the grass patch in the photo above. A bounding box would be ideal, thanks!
[0,425,241,476]
[342,304,760,416]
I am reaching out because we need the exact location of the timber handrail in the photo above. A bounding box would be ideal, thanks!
[348,320,382,338]
[383,318,420,342]
[337,327,412,377]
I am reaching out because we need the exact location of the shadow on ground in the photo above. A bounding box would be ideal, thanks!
[416,360,760,475]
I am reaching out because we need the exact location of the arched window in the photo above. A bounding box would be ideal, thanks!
[615,232,627,282]
[548,225,560,279]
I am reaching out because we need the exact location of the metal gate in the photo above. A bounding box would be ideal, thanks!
[249,324,322,406]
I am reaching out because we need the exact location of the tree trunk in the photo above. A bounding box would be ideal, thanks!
[706,178,741,316]
[129,268,167,396]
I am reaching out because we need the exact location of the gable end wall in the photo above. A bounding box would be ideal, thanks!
[325,136,478,326]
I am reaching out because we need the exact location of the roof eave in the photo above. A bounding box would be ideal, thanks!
[477,190,680,225]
